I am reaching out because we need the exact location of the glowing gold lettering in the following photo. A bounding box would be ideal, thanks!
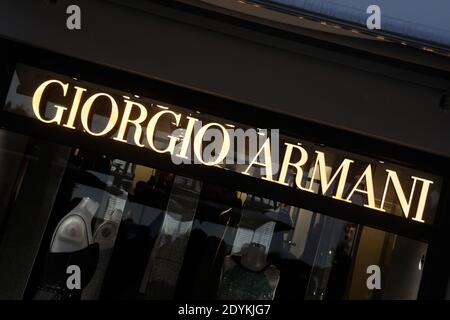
[380,170,433,222]
[32,79,68,124]
[344,165,379,210]
[176,116,199,160]
[80,93,119,136]
[305,151,354,200]
[63,86,87,129]
[242,138,274,181]
[146,110,181,154]
[113,100,148,147]
[193,122,230,166]
[277,143,309,188]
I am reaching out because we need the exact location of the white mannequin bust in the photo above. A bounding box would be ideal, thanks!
[50,197,99,253]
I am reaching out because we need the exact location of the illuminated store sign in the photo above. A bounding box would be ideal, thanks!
[24,78,437,224]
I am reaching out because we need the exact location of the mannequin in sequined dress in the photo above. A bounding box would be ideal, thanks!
[217,243,280,300]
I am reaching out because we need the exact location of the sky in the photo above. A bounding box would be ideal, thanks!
[268,0,450,47]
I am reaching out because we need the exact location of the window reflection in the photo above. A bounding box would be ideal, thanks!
[0,130,430,300]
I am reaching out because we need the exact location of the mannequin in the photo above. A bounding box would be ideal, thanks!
[50,197,99,253]
[81,209,122,299]
[217,243,280,300]
[34,197,100,300]
[92,208,122,250]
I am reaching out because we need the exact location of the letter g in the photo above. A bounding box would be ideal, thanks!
[32,79,69,124]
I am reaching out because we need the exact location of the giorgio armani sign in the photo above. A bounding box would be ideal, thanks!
[3,64,442,224]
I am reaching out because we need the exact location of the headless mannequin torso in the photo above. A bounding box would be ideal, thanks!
[218,243,280,300]
[34,197,100,300]
[50,197,99,253]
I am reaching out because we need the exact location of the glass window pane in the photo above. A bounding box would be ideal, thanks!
[0,128,429,300]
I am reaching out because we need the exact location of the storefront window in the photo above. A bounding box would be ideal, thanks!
[0,129,428,299]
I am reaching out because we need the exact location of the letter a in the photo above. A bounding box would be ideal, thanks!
[366,5,381,30]
[366,265,381,290]
[66,5,81,30]
[66,265,81,290]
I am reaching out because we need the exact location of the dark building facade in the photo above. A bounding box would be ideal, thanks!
[0,0,449,300]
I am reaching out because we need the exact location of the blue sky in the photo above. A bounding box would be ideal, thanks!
[269,0,450,46]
